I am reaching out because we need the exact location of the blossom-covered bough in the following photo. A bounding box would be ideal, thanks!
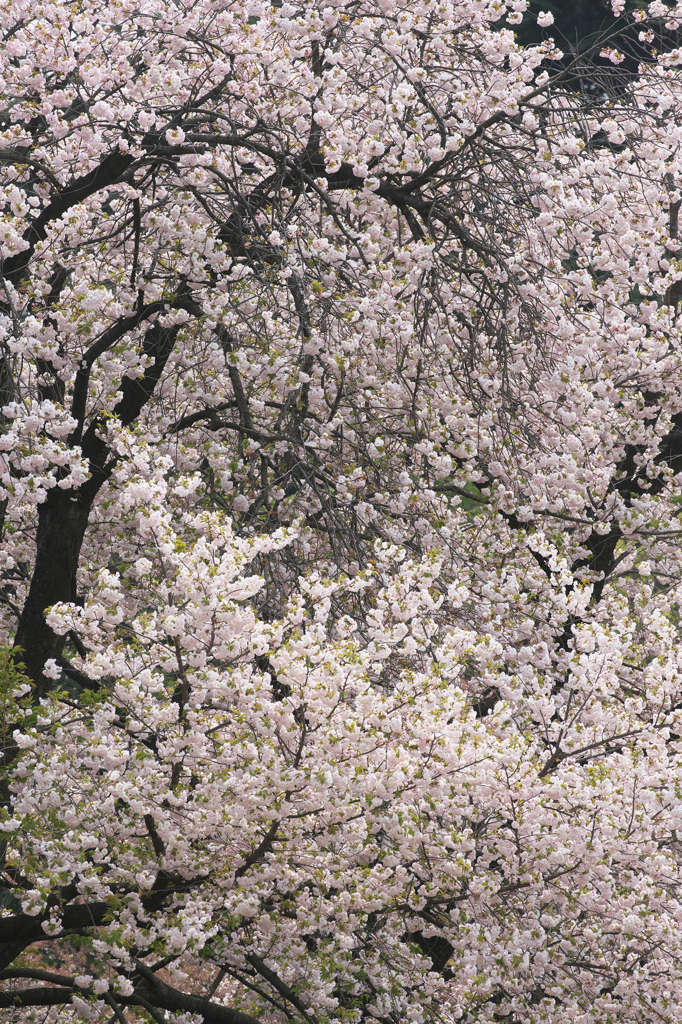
[3,0,682,1022]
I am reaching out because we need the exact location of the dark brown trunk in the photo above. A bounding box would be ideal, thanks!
[14,490,90,694]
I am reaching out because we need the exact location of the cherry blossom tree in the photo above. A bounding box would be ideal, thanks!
[3,0,682,1022]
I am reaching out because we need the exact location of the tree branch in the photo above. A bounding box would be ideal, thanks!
[1,149,135,289]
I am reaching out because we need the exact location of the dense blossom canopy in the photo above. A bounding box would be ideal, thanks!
[2,0,682,1022]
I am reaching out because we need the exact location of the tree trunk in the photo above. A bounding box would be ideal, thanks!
[14,490,90,694]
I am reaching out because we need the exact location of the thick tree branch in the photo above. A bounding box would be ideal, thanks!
[1,149,135,289]
[133,962,262,1024]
